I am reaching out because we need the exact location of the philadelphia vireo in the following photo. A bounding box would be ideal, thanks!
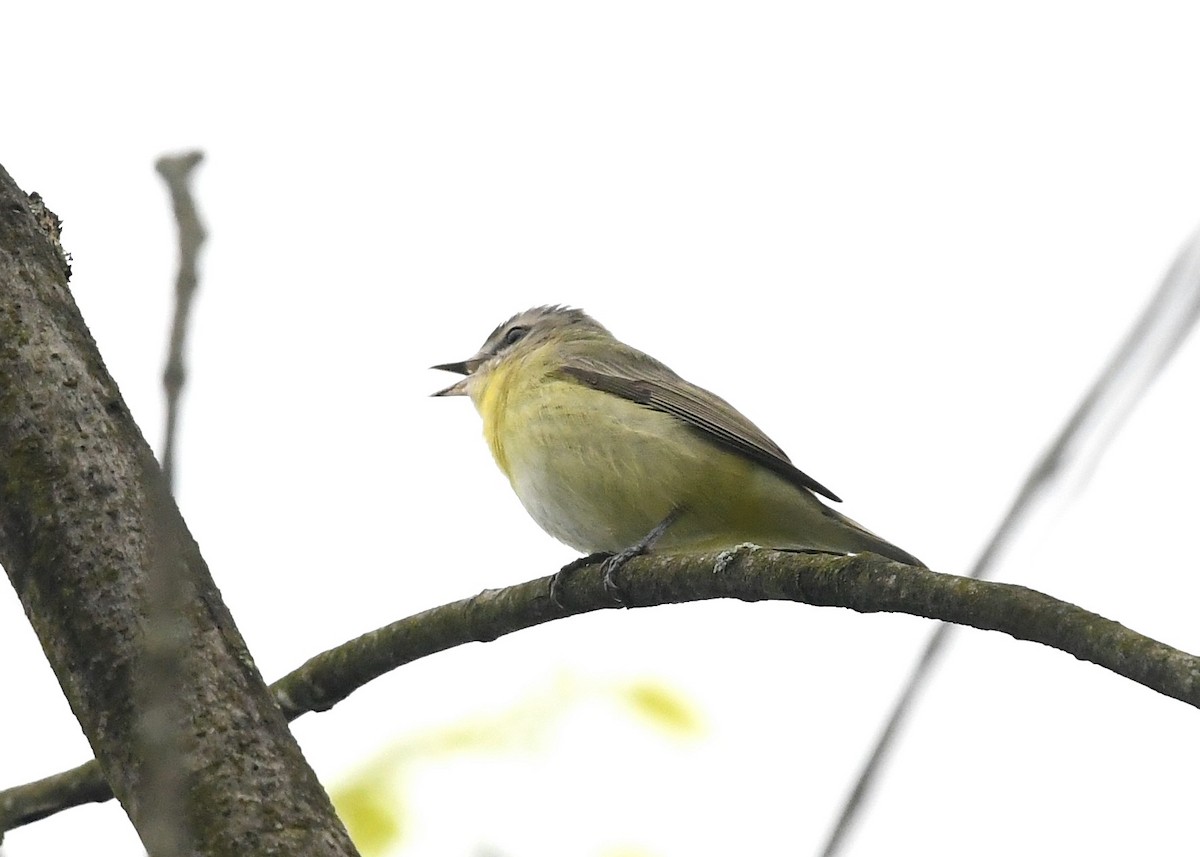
[433,306,923,581]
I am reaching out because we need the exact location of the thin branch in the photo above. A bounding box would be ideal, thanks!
[819,222,1200,857]
[5,547,1198,832]
[0,761,108,830]
[131,150,210,857]
[155,151,206,493]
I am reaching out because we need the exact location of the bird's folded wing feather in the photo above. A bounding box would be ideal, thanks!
[558,352,842,502]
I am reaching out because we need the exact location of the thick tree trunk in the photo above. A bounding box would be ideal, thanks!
[0,163,359,856]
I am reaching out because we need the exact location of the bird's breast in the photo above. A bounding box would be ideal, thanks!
[483,370,695,553]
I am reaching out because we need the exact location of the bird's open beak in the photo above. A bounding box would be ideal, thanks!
[431,356,483,397]
[432,360,472,375]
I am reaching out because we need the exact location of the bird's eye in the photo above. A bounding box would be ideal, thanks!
[502,326,529,347]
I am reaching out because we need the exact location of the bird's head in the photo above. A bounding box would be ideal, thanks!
[431,305,608,398]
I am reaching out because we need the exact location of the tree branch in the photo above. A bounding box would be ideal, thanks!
[5,547,1197,832]
[0,163,359,854]
[155,151,205,493]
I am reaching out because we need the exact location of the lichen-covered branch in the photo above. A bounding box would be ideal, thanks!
[0,163,359,855]
[5,546,1197,832]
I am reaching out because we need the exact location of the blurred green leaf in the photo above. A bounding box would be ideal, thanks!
[331,777,404,857]
[332,673,700,854]
[619,681,703,736]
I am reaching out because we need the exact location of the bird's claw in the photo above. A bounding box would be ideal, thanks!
[549,551,611,609]
[549,510,682,608]
[600,551,636,607]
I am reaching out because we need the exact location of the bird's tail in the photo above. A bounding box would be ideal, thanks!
[816,505,926,568]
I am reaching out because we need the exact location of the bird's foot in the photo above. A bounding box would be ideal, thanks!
[549,551,612,608]
[599,509,683,607]
[599,546,644,607]
[550,509,684,609]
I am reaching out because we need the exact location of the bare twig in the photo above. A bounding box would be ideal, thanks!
[155,151,206,493]
[819,223,1200,857]
[4,547,1199,832]
[134,152,210,855]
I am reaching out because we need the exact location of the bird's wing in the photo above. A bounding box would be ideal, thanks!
[558,347,842,502]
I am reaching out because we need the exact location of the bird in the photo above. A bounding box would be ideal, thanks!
[433,305,923,597]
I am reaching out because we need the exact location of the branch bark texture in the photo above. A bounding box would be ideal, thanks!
[276,548,1200,716]
[0,164,358,855]
[7,546,1198,831]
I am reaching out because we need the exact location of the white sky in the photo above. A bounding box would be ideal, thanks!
[5,3,1200,855]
